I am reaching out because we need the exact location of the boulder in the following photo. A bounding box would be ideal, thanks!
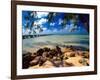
[51,60,62,67]
[39,57,47,66]
[30,59,39,66]
[30,56,41,66]
[65,62,74,66]
[36,48,44,56]
[22,52,34,69]
[43,47,50,52]
[56,46,63,55]
[70,52,75,57]
[42,52,48,58]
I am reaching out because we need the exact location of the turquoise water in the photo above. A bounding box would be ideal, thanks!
[23,34,89,50]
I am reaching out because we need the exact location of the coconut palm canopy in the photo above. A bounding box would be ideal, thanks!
[22,11,89,35]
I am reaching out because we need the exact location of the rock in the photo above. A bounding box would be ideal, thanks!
[49,54,53,59]
[39,57,47,66]
[51,60,62,67]
[50,49,58,56]
[64,56,68,60]
[23,52,32,58]
[70,52,75,57]
[79,58,89,66]
[60,55,64,60]
[77,51,83,56]
[86,63,89,66]
[36,48,44,56]
[33,52,37,55]
[79,59,83,63]
[22,52,34,69]
[83,52,89,58]
[65,62,74,66]
[52,56,57,60]
[56,57,61,61]
[30,56,41,66]
[35,56,41,60]
[69,45,74,51]
[42,52,48,58]
[43,47,50,52]
[48,50,56,59]
[24,46,89,68]
[56,46,63,55]
[77,51,89,58]
[23,61,30,69]
[42,60,54,68]
[31,53,37,59]
[30,59,39,66]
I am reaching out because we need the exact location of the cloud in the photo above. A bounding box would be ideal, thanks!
[33,18,47,26]
[43,27,47,31]
[37,12,49,18]
[58,19,63,25]
[50,23,55,26]
[37,18,47,25]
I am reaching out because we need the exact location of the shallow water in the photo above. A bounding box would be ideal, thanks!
[22,34,89,51]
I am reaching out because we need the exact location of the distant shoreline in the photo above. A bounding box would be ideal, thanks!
[22,33,89,39]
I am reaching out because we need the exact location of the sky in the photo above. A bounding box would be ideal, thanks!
[22,11,89,35]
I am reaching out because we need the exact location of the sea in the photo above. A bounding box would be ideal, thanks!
[22,34,89,51]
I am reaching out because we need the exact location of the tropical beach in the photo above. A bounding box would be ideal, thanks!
[22,11,89,69]
[22,34,89,69]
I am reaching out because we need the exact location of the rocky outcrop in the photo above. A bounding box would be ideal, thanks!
[22,45,89,69]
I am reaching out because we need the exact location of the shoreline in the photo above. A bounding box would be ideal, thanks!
[23,44,89,54]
